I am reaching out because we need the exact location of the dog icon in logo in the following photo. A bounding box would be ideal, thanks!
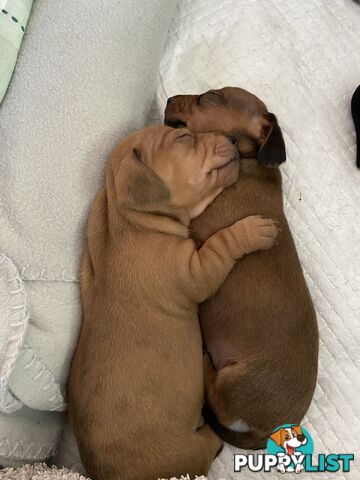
[270,425,307,473]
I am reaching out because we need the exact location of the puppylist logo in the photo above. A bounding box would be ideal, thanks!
[234,424,354,474]
[267,424,313,474]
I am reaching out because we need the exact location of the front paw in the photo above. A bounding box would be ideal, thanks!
[234,215,278,253]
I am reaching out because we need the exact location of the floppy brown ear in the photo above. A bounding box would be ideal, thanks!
[258,113,286,166]
[270,429,284,446]
[112,147,170,209]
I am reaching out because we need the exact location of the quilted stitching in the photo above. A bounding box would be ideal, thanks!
[0,252,28,413]
[153,0,360,478]
[8,344,66,412]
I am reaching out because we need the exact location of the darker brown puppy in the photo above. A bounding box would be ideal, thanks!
[165,87,319,449]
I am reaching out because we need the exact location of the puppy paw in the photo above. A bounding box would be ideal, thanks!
[234,215,278,254]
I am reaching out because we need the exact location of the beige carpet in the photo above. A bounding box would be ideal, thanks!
[0,464,210,480]
[0,464,89,480]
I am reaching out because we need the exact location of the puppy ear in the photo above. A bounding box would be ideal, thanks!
[112,147,170,209]
[258,113,286,166]
[270,429,283,446]
[292,425,302,436]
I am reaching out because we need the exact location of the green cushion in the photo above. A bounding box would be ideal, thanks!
[0,0,33,104]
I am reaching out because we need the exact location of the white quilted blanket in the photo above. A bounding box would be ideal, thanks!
[153,0,360,478]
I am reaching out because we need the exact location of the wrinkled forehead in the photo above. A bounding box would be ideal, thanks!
[131,126,183,157]
[132,125,175,152]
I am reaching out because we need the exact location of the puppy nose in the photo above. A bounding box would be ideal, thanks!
[297,435,305,442]
[167,96,177,105]
[226,135,237,145]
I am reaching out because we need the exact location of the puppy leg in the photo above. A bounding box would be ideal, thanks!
[169,427,222,479]
[186,216,277,302]
[203,354,232,425]
[193,424,223,473]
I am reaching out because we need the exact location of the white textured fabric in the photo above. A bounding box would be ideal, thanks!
[0,0,177,282]
[0,0,176,464]
[152,0,360,478]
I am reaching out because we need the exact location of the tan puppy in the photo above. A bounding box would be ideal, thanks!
[165,87,319,450]
[68,125,278,480]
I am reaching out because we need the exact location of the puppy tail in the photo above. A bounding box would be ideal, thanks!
[203,405,267,450]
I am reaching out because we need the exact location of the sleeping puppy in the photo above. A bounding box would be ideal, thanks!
[68,125,278,480]
[165,87,319,450]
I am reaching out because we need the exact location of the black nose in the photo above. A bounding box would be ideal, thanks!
[167,96,177,105]
[297,435,305,442]
[226,135,237,145]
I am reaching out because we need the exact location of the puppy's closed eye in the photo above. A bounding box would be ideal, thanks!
[177,133,194,142]
[133,148,143,163]
[165,119,187,128]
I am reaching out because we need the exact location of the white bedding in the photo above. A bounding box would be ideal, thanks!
[0,0,176,465]
[153,0,360,478]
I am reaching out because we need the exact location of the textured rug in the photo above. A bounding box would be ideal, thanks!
[0,464,211,480]
[0,464,89,480]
